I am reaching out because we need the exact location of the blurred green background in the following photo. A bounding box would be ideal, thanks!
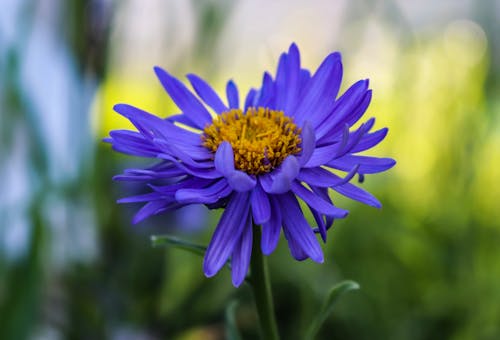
[1,0,499,339]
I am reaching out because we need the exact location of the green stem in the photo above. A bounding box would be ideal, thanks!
[250,224,280,340]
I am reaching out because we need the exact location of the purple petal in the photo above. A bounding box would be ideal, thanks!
[316,81,370,140]
[311,186,335,230]
[279,192,324,262]
[231,214,253,287]
[159,120,204,145]
[113,165,186,181]
[260,156,300,194]
[333,182,382,208]
[170,143,212,161]
[351,128,389,153]
[283,43,301,114]
[293,52,342,125]
[153,66,213,129]
[175,179,232,204]
[273,53,288,110]
[310,209,327,242]
[255,72,275,108]
[203,192,251,277]
[214,141,235,175]
[297,121,316,166]
[261,195,282,255]
[323,124,350,160]
[158,153,222,179]
[336,124,350,153]
[345,88,372,128]
[187,73,228,114]
[214,142,256,191]
[117,192,166,204]
[297,165,359,188]
[108,130,160,157]
[304,142,339,168]
[157,149,212,169]
[251,183,271,225]
[110,143,159,158]
[227,170,257,192]
[283,226,309,261]
[154,138,211,162]
[114,103,202,146]
[113,103,164,139]
[299,69,311,94]
[132,200,175,224]
[244,88,257,110]
[226,80,239,109]
[328,155,396,174]
[333,118,375,159]
[291,181,348,218]
[166,113,195,126]
[149,177,210,194]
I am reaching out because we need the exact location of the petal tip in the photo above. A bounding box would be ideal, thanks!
[203,262,217,278]
[153,65,166,75]
[254,215,271,226]
[312,251,324,263]
[231,274,245,287]
[228,171,256,192]
[288,42,300,54]
[369,197,382,209]
[261,246,273,256]
[325,51,342,64]
[113,103,126,113]
[339,210,349,218]
[131,215,144,225]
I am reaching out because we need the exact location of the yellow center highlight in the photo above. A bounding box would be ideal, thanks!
[202,107,302,175]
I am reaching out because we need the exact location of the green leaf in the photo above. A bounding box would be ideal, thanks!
[151,234,207,257]
[304,280,360,340]
[225,300,242,340]
[151,234,236,273]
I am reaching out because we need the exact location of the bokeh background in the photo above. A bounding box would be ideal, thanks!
[1,0,500,339]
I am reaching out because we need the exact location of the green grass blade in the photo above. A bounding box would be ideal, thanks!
[225,300,243,340]
[151,234,207,257]
[304,280,360,340]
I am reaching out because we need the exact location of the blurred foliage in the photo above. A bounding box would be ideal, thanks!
[1,0,500,340]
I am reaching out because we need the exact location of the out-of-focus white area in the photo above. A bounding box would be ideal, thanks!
[1,0,98,263]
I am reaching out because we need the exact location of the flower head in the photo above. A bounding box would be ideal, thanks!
[105,44,395,287]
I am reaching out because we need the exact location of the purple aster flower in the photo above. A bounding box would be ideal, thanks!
[105,43,395,287]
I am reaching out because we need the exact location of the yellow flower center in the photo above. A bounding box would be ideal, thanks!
[202,107,302,175]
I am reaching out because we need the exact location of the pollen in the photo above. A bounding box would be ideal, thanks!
[202,107,302,175]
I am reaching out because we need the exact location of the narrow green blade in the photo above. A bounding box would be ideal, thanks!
[225,300,243,340]
[304,280,360,340]
[151,234,206,257]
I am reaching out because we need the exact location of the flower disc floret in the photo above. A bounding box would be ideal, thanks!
[202,107,302,175]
